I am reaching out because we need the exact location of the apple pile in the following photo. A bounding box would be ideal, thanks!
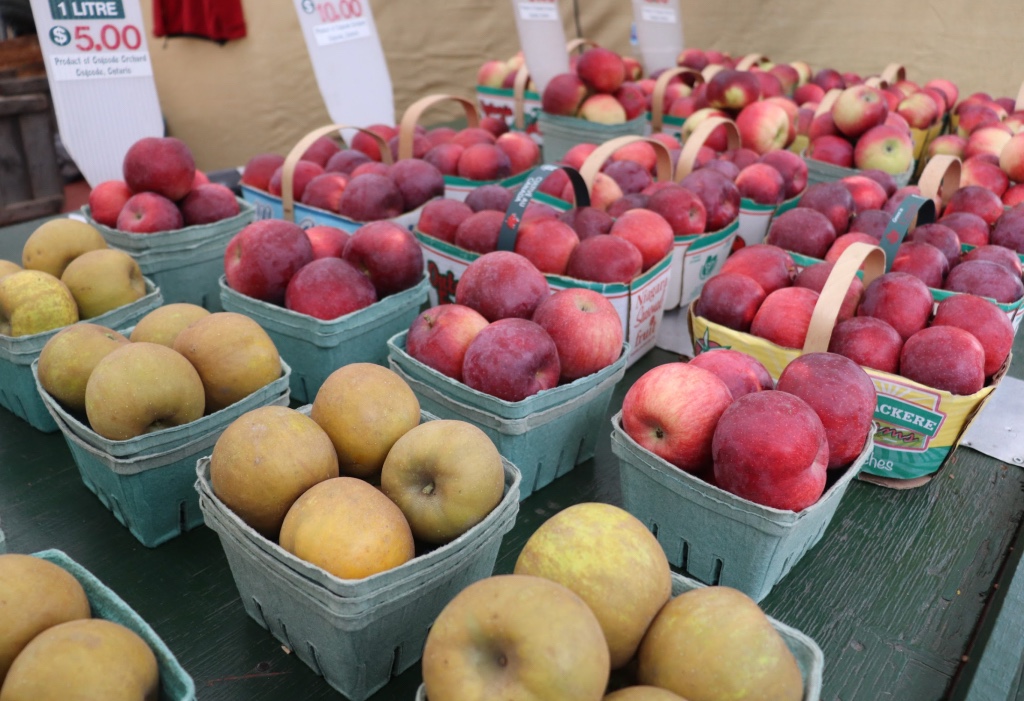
[695,239,1015,395]
[422,502,805,701]
[406,255,624,401]
[0,554,161,698]
[89,136,241,233]
[36,307,283,439]
[223,217,423,320]
[542,47,647,125]
[476,50,536,93]
[208,363,506,577]
[623,349,875,511]
[0,219,148,337]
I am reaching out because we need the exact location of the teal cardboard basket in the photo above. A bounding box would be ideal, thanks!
[0,277,162,433]
[0,523,5,554]
[194,410,521,701]
[387,331,629,501]
[414,572,824,701]
[34,360,291,548]
[30,549,196,700]
[610,410,873,602]
[537,111,648,164]
[81,198,255,311]
[219,275,429,404]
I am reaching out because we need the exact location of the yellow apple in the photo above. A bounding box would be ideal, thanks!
[636,586,803,701]
[210,405,339,538]
[422,574,611,701]
[310,363,420,481]
[513,503,672,669]
[279,476,415,579]
[604,688,689,701]
[381,420,504,545]
[37,323,130,414]
[20,218,107,278]
[0,270,78,337]
[0,618,158,701]
[60,249,146,319]
[85,342,205,440]
[0,260,21,280]
[129,303,210,347]
[172,312,281,413]
[0,554,91,685]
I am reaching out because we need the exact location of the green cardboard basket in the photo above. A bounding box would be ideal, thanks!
[537,111,648,164]
[413,572,824,701]
[35,361,291,548]
[219,275,429,404]
[30,549,196,700]
[81,198,255,311]
[0,278,162,433]
[611,410,873,602]
[387,331,629,501]
[194,410,521,701]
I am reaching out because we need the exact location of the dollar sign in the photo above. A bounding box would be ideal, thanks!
[51,26,70,46]
[301,0,315,13]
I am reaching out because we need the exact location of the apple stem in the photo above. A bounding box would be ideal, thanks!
[421,482,435,496]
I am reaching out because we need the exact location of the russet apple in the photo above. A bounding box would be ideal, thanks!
[37,323,129,414]
[462,318,560,401]
[0,260,21,280]
[21,219,107,278]
[129,303,210,347]
[122,136,195,201]
[60,249,146,319]
[0,270,78,337]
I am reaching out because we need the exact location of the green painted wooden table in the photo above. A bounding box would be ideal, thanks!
[1,215,1023,700]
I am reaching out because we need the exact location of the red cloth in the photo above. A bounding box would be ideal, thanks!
[152,0,247,43]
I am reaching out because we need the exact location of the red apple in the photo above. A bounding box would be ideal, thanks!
[123,136,196,201]
[455,251,549,321]
[857,271,933,341]
[928,134,967,159]
[514,218,580,275]
[542,73,589,116]
[284,257,376,320]
[962,245,1022,276]
[840,175,888,214]
[558,206,614,240]
[532,288,624,381]
[758,149,808,200]
[304,225,350,259]
[351,124,397,162]
[462,318,560,401]
[406,304,489,382]
[116,192,183,233]
[736,163,786,205]
[224,219,315,304]
[965,126,1012,160]
[832,85,889,139]
[300,136,341,167]
[88,180,133,227]
[579,94,628,125]
[576,47,626,94]
[423,143,464,177]
[603,160,653,195]
[962,156,1010,197]
[896,91,940,130]
[299,173,349,212]
[900,326,985,395]
[705,69,761,111]
[798,181,855,235]
[828,315,903,374]
[765,207,837,259]
[269,161,325,202]
[679,168,741,231]
[566,235,643,283]
[337,173,404,222]
[418,199,474,243]
[694,272,767,332]
[495,132,541,175]
[999,132,1024,182]
[945,186,1009,226]
[849,209,891,240]
[325,149,372,175]
[465,184,514,213]
[180,183,240,225]
[750,286,820,349]
[454,210,504,254]
[853,125,914,175]
[241,153,285,191]
[807,135,855,168]
[890,241,949,288]
[793,260,863,321]
[735,101,790,155]
[719,243,796,294]
[688,349,773,399]
[389,158,445,211]
[609,209,673,271]
[932,293,1013,378]
[342,221,424,297]
[944,260,1024,303]
[645,185,707,235]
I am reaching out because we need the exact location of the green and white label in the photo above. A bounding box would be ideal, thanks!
[49,0,124,19]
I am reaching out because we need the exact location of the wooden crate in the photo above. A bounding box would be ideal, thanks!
[0,83,64,225]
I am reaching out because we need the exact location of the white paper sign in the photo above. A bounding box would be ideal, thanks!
[29,0,164,186]
[511,0,570,95]
[632,0,684,74]
[293,0,395,127]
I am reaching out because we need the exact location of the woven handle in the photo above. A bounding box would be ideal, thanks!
[578,135,675,190]
[802,242,887,354]
[917,155,961,208]
[735,53,769,71]
[675,116,741,180]
[398,94,479,161]
[649,67,704,133]
[512,65,531,130]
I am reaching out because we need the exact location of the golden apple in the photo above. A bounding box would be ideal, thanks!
[310,363,420,481]
[0,619,158,701]
[21,218,107,278]
[0,270,78,337]
[604,688,689,701]
[0,260,21,280]
[422,574,610,701]
[210,405,339,538]
[0,554,91,685]
[37,323,130,414]
[636,586,803,701]
[85,342,205,440]
[279,476,415,579]
[130,303,210,347]
[381,420,504,545]
[172,312,281,413]
[514,503,671,669]
[60,249,146,319]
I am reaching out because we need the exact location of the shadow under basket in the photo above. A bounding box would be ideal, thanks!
[413,571,825,701]
[387,332,629,501]
[610,410,873,602]
[34,360,291,548]
[193,423,521,701]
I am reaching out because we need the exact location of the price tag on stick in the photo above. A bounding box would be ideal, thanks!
[292,0,394,128]
[510,0,570,95]
[631,0,684,74]
[29,0,164,187]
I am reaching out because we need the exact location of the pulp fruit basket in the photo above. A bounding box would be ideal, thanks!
[30,549,197,700]
[387,331,629,501]
[610,410,873,602]
[0,277,162,433]
[82,199,255,311]
[413,572,825,701]
[33,359,291,548]
[193,415,521,701]
[219,275,429,404]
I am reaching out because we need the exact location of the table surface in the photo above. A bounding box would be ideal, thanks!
[2,215,1024,701]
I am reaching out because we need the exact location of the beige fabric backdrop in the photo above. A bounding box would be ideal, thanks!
[139,1,1024,171]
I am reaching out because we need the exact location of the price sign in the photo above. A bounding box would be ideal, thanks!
[292,0,394,128]
[511,0,569,95]
[631,0,684,74]
[29,0,163,186]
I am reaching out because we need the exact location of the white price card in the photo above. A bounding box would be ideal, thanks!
[293,0,395,128]
[511,0,570,95]
[29,0,164,186]
[632,0,684,74]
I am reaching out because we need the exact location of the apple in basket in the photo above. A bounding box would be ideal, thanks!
[21,218,107,278]
[0,270,79,337]
[37,323,129,415]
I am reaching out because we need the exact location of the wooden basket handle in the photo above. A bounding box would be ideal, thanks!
[675,116,741,180]
[649,67,704,133]
[512,65,531,131]
[917,155,961,208]
[1015,80,1024,112]
[880,63,906,84]
[701,64,724,81]
[281,124,390,222]
[566,38,600,53]
[398,94,479,161]
[813,88,842,118]
[735,53,769,71]
[802,242,887,354]
[577,135,675,190]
